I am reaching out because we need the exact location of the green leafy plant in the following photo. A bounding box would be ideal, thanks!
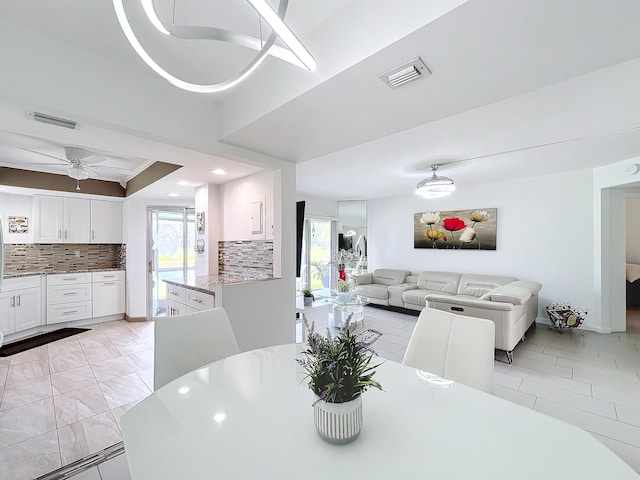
[302,289,314,298]
[297,316,383,404]
[335,279,351,293]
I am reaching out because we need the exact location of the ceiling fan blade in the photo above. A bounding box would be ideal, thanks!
[91,165,134,172]
[7,161,70,167]
[65,146,106,164]
[18,147,70,164]
[82,155,106,165]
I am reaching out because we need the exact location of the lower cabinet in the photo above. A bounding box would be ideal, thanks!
[0,276,42,335]
[166,284,214,316]
[92,271,125,317]
[47,273,92,325]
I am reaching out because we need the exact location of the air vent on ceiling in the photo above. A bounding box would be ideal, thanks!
[378,57,431,89]
[26,111,77,129]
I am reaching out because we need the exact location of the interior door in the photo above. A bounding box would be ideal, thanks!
[147,207,195,320]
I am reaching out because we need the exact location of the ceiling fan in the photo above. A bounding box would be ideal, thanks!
[17,146,132,190]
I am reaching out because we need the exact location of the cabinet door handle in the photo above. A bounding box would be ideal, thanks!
[63,277,78,281]
[63,310,78,315]
[92,230,95,240]
[16,295,20,307]
[11,295,15,308]
[63,292,78,296]
[103,275,116,278]
[103,282,116,286]
[59,229,62,240]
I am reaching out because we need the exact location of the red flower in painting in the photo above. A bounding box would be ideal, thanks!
[443,218,466,232]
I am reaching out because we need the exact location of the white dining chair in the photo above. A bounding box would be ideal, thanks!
[403,307,495,393]
[154,307,240,390]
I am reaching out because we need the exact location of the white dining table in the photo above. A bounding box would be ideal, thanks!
[121,344,639,479]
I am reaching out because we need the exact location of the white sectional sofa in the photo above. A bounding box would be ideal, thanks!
[353,269,542,363]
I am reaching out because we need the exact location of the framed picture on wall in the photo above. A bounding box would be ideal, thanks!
[196,212,205,233]
[8,216,28,234]
[414,208,497,250]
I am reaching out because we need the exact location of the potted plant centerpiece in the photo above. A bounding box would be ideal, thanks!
[302,288,314,306]
[335,279,352,304]
[297,316,383,444]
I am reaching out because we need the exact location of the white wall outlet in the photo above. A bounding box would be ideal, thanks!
[74,250,81,258]
[625,164,639,175]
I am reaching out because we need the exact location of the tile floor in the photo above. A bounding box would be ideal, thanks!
[2,308,640,479]
[0,320,153,480]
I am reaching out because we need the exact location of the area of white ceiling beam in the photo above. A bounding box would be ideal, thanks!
[0,15,288,172]
[216,0,468,139]
[295,58,640,200]
[219,0,640,163]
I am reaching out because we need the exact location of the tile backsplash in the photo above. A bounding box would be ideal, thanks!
[3,243,125,275]
[218,240,273,276]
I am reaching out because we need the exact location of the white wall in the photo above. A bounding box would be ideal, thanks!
[220,170,275,241]
[194,184,220,276]
[626,197,640,264]
[368,169,596,328]
[0,192,34,243]
[296,195,338,219]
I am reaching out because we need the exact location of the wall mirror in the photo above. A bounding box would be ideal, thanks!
[337,200,367,273]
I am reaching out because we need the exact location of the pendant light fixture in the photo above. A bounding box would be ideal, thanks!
[113,0,316,94]
[415,165,456,198]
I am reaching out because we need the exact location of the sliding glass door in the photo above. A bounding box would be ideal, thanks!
[147,207,195,319]
[300,218,336,295]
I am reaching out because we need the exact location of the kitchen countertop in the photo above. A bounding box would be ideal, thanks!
[3,268,124,279]
[165,273,278,295]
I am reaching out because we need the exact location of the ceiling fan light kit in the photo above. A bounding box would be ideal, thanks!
[113,0,316,94]
[415,164,456,198]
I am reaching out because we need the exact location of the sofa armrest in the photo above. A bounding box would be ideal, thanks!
[479,285,532,305]
[425,294,516,311]
[352,273,373,285]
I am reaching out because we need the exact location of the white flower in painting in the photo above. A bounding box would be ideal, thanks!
[470,210,489,223]
[419,212,440,225]
[459,227,476,243]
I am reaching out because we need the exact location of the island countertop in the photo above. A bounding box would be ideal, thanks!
[164,273,279,295]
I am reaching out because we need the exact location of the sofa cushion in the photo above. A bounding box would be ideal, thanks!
[356,283,392,300]
[480,285,532,305]
[457,274,518,297]
[403,289,443,307]
[416,272,461,294]
[372,269,412,286]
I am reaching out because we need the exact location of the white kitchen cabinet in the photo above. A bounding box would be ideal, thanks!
[91,200,123,244]
[63,197,91,243]
[47,273,92,324]
[32,195,64,243]
[92,271,125,317]
[0,276,42,335]
[33,195,90,243]
[165,283,214,316]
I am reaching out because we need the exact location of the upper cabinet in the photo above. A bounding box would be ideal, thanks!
[90,200,123,244]
[33,195,123,244]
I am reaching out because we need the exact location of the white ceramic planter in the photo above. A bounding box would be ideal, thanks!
[313,396,362,444]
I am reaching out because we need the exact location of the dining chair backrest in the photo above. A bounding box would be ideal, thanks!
[154,307,240,390]
[403,307,495,393]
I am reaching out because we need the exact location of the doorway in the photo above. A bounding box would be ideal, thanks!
[147,207,195,320]
[300,218,336,295]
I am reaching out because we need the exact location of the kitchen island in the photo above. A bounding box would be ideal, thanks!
[162,273,293,352]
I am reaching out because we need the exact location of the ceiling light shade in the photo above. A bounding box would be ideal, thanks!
[67,164,90,180]
[112,0,315,94]
[415,165,456,198]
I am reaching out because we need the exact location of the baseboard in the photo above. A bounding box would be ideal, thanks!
[367,303,420,317]
[124,314,147,322]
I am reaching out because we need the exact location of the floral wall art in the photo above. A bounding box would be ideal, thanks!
[414,208,497,250]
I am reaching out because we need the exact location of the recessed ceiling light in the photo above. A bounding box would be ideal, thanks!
[167,192,179,197]
[211,168,226,175]
[176,181,191,186]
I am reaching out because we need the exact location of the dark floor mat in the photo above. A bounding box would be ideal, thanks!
[0,328,90,356]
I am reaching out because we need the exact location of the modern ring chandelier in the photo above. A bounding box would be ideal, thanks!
[112,0,316,93]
